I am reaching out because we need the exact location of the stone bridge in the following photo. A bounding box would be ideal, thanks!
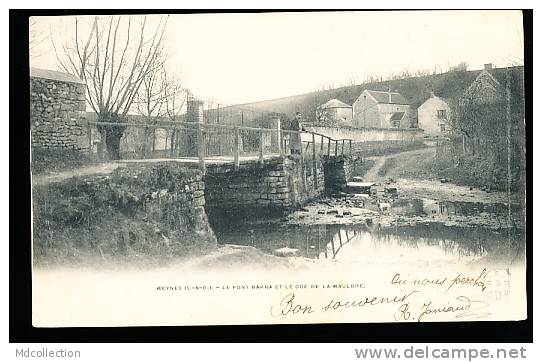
[32,154,357,250]
[120,153,356,222]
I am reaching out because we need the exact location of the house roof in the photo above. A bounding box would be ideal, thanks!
[366,90,410,105]
[390,112,405,121]
[477,69,500,85]
[30,67,85,84]
[210,65,523,124]
[419,93,452,108]
[320,98,352,109]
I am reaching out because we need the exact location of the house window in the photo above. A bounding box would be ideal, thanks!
[392,120,401,128]
[440,124,446,132]
[437,109,447,119]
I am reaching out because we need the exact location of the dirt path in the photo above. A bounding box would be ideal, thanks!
[32,155,283,187]
[32,163,120,187]
[363,147,436,181]
[360,146,520,204]
[362,156,387,181]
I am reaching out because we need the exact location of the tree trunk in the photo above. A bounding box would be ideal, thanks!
[97,112,126,160]
[170,130,176,156]
[104,129,122,160]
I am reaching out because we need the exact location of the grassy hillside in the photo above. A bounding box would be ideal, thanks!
[215,66,524,125]
[82,66,523,129]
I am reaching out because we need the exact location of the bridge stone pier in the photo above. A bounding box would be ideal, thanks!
[205,156,322,220]
[203,155,357,226]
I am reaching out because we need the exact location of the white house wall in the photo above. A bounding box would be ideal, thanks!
[352,91,380,128]
[417,97,451,137]
[353,90,411,128]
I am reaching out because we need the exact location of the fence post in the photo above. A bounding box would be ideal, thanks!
[144,126,149,158]
[342,140,345,155]
[170,129,175,157]
[311,133,317,189]
[349,140,352,156]
[335,140,338,157]
[259,130,264,166]
[197,123,206,175]
[87,123,92,155]
[234,126,240,170]
[300,134,306,192]
[327,138,331,157]
[320,135,324,154]
[277,119,283,158]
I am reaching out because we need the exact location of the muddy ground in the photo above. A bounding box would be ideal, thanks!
[285,147,524,231]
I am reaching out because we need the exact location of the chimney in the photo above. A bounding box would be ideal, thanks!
[187,97,204,124]
[484,63,493,71]
[388,86,392,103]
[429,91,436,98]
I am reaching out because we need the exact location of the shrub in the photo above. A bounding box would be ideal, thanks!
[31,147,93,174]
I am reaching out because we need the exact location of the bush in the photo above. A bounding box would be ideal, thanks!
[430,153,520,191]
[351,140,426,157]
[31,147,93,175]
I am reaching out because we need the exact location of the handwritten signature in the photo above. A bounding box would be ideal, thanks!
[395,296,491,322]
[269,293,491,321]
[270,291,419,317]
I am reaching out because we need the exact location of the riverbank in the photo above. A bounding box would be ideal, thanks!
[283,147,524,231]
[363,146,525,194]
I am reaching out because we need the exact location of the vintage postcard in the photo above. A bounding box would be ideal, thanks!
[29,10,527,327]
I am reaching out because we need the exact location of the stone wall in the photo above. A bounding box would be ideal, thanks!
[32,163,216,261]
[322,155,359,193]
[30,75,88,151]
[204,156,325,222]
[303,126,423,143]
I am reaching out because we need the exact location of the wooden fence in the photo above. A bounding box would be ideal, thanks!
[86,120,352,174]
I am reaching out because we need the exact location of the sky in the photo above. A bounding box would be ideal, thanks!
[30,11,524,106]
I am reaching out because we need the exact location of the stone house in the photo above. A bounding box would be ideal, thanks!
[417,92,452,137]
[416,64,503,137]
[462,63,502,105]
[30,67,88,151]
[318,99,353,123]
[352,89,411,128]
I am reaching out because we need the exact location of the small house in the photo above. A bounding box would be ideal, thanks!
[417,92,452,137]
[462,64,502,105]
[318,99,353,123]
[352,89,411,128]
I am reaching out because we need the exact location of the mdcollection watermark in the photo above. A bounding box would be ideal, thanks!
[15,348,81,358]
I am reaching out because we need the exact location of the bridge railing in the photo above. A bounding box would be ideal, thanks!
[86,120,352,172]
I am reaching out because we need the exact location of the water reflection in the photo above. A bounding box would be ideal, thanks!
[215,221,524,264]
[391,198,522,217]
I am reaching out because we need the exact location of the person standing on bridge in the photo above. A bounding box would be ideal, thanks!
[289,111,305,155]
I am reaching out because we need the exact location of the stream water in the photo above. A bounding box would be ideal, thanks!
[213,198,525,266]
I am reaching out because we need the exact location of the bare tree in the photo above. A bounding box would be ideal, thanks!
[132,61,169,157]
[53,15,169,159]
[448,61,469,73]
[131,61,187,157]
[162,72,186,120]
[161,70,186,155]
[29,17,48,59]
[346,75,359,87]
